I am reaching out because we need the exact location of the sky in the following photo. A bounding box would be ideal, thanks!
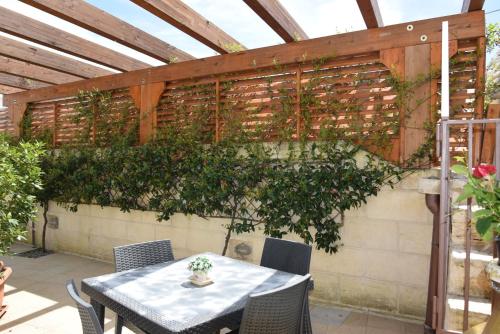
[0,0,497,104]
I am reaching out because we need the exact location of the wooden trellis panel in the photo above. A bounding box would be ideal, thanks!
[219,69,298,141]
[299,54,398,142]
[0,109,15,136]
[23,88,139,146]
[156,82,216,140]
[437,39,483,160]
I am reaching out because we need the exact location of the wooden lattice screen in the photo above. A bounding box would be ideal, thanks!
[154,52,400,160]
[437,39,483,158]
[20,88,138,146]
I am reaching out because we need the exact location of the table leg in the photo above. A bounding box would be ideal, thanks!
[90,298,105,329]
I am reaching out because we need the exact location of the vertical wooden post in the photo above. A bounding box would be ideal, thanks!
[480,104,500,163]
[215,79,220,142]
[380,47,405,163]
[8,100,27,138]
[403,44,431,164]
[136,82,165,144]
[473,36,486,165]
[296,66,302,139]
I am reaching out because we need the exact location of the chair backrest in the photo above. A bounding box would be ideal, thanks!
[239,274,311,334]
[66,280,104,334]
[113,239,174,272]
[260,238,312,276]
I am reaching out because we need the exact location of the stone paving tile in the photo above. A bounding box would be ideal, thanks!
[0,244,423,333]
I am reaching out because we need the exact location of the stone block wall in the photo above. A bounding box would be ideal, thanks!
[29,170,434,320]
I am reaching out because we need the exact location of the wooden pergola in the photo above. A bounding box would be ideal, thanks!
[0,0,487,162]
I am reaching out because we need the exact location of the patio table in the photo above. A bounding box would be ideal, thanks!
[81,252,304,334]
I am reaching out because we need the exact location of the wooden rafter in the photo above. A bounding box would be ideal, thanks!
[4,11,485,106]
[131,0,245,54]
[0,85,24,95]
[0,55,81,84]
[462,0,485,13]
[0,6,150,72]
[356,0,383,28]
[0,72,50,90]
[0,36,112,78]
[243,0,308,42]
[20,0,194,63]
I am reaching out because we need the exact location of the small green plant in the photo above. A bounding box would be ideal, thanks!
[188,256,213,273]
[452,161,500,239]
[0,135,44,254]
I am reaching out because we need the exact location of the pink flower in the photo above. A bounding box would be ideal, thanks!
[472,164,496,179]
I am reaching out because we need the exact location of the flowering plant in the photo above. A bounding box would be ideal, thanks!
[187,256,213,273]
[452,161,500,239]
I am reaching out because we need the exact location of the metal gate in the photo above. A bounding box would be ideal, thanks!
[436,117,500,333]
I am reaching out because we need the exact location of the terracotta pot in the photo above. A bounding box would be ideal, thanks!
[0,263,12,318]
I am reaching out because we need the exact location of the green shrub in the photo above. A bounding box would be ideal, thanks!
[0,135,44,254]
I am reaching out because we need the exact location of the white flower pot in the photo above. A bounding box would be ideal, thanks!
[192,271,209,282]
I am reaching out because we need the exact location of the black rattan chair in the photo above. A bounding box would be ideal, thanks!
[66,280,103,334]
[260,237,313,334]
[113,240,174,334]
[231,274,311,334]
[113,239,174,272]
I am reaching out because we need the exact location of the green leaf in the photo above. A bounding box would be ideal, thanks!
[456,184,474,202]
[451,164,468,176]
[476,216,494,236]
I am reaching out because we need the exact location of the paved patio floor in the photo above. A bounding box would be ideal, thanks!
[0,243,423,334]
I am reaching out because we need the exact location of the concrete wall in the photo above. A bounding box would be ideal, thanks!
[29,170,434,320]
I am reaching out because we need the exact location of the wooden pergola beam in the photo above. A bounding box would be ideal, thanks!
[0,72,50,90]
[356,0,384,28]
[462,0,485,12]
[0,36,113,78]
[0,6,150,72]
[5,11,485,106]
[243,0,308,42]
[20,0,194,63]
[131,0,245,54]
[0,55,81,84]
[0,85,24,95]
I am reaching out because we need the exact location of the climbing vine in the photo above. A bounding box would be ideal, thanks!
[22,54,445,255]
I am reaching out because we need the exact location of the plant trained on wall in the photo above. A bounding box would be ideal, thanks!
[22,52,446,255]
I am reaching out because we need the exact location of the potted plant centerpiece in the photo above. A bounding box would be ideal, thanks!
[188,256,213,286]
[452,162,500,263]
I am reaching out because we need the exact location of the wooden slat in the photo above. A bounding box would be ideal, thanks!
[0,85,24,94]
[0,7,149,72]
[4,11,485,107]
[356,0,384,28]
[0,36,112,78]
[243,0,308,42]
[461,0,485,12]
[0,72,51,90]
[21,0,194,63]
[404,43,431,162]
[480,103,500,163]
[0,55,81,84]
[131,0,245,54]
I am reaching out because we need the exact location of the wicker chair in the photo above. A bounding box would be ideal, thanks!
[66,280,103,334]
[113,239,174,272]
[260,237,313,334]
[113,240,174,334]
[231,274,311,334]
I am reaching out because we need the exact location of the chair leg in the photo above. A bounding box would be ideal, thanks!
[303,296,313,334]
[115,315,124,334]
